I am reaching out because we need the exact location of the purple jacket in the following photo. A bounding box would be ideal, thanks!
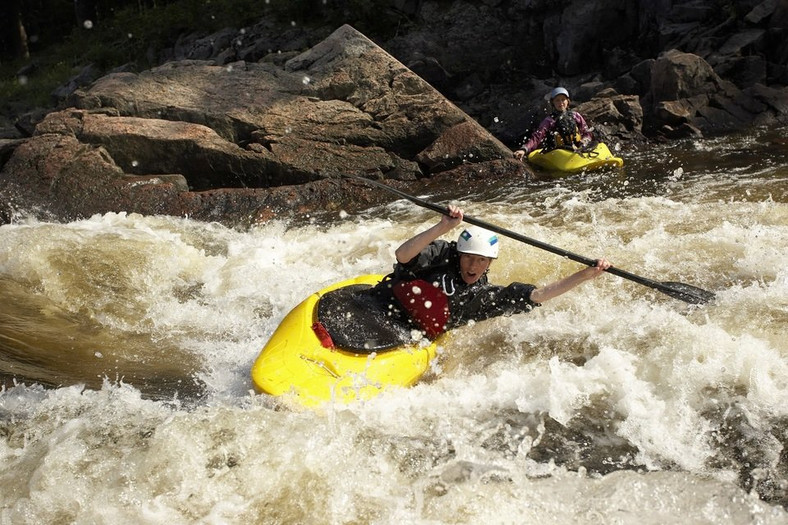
[522,111,593,153]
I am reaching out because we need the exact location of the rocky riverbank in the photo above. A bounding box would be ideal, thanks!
[1,0,786,226]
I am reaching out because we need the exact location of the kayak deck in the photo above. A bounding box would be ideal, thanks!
[527,142,623,173]
[251,275,442,407]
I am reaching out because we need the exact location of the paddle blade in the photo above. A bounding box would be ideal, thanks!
[659,282,716,305]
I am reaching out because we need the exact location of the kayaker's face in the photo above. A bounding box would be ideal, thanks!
[551,94,569,112]
[459,254,492,284]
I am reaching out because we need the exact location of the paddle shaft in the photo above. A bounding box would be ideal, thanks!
[354,176,694,298]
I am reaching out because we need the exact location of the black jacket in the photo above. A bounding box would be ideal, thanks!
[369,240,539,332]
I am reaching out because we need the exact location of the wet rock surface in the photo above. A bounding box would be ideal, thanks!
[1,1,787,225]
[1,26,525,225]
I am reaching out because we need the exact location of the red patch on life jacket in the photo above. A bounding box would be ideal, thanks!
[312,322,335,348]
[393,279,450,339]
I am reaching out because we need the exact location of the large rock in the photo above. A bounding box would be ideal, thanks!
[647,48,788,134]
[0,25,526,225]
[576,91,644,139]
[4,2,788,224]
[378,0,788,144]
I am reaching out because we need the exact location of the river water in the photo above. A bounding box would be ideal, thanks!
[1,127,787,523]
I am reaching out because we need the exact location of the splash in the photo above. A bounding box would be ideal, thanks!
[1,131,787,521]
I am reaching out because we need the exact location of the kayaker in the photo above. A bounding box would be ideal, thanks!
[513,87,594,160]
[368,205,611,338]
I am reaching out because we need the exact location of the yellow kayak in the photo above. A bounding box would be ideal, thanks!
[251,275,443,407]
[527,142,623,173]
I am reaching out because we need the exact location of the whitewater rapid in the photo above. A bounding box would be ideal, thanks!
[1,129,787,523]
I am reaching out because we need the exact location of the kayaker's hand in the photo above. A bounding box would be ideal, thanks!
[530,258,612,303]
[580,258,611,280]
[513,149,526,161]
[441,205,463,230]
[396,205,464,264]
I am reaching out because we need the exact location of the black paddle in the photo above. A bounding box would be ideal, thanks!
[350,176,715,305]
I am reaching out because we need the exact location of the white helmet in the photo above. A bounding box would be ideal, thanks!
[548,86,570,101]
[457,226,499,259]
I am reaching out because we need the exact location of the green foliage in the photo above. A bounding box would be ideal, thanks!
[0,60,73,112]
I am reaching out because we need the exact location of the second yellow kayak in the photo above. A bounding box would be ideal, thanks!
[528,142,623,173]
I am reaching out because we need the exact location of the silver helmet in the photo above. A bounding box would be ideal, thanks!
[457,226,499,258]
[548,86,570,100]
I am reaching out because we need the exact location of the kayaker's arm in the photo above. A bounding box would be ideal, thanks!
[530,258,611,303]
[395,205,463,263]
[575,112,594,143]
[518,116,554,157]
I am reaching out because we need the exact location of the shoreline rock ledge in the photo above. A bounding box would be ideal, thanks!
[0,24,526,226]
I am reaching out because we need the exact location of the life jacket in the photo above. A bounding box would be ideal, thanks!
[392,279,450,338]
[545,110,581,151]
[370,241,491,336]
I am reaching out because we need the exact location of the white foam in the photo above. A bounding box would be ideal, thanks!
[1,131,787,521]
